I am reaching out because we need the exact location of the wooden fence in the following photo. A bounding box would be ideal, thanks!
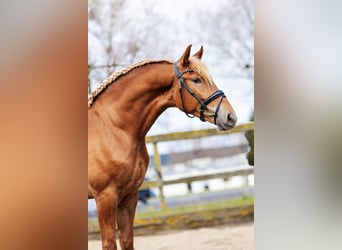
[141,122,254,211]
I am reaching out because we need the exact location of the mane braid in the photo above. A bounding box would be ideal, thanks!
[88,59,173,108]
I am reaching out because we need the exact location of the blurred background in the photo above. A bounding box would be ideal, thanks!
[88,0,254,129]
[87,0,255,246]
[1,0,340,249]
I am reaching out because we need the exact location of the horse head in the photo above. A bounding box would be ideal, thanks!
[173,44,237,130]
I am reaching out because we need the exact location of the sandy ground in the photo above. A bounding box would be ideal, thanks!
[88,222,254,250]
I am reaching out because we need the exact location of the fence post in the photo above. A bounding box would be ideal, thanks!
[153,142,167,212]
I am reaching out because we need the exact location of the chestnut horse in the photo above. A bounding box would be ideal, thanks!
[88,45,237,250]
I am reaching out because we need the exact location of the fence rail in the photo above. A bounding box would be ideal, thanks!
[142,122,254,212]
[140,166,254,189]
[146,122,254,143]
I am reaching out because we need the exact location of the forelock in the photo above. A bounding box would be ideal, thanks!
[188,57,213,84]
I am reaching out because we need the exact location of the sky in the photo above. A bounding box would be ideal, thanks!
[88,0,254,211]
[89,0,254,135]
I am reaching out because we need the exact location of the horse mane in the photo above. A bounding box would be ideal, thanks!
[88,59,174,108]
[88,57,213,108]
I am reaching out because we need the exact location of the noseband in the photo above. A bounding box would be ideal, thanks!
[174,62,225,124]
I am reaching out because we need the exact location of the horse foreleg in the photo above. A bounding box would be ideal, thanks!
[117,192,139,250]
[95,187,118,250]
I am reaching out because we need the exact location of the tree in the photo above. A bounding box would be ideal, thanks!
[88,0,128,93]
[88,0,172,94]
[194,0,254,80]
[245,112,254,166]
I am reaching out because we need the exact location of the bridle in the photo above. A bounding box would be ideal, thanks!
[174,62,226,124]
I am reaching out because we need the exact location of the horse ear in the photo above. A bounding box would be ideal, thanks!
[193,46,203,60]
[179,44,192,66]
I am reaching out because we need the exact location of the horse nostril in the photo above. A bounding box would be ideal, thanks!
[227,113,237,126]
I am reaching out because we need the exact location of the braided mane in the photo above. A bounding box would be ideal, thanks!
[88,59,173,108]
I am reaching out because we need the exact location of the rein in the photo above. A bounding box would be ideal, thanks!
[174,62,225,124]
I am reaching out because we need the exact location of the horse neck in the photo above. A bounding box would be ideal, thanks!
[92,63,175,140]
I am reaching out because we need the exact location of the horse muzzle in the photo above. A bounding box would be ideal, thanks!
[216,111,237,131]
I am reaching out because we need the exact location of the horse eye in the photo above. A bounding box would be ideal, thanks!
[193,78,201,84]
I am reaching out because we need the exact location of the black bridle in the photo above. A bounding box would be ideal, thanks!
[174,62,226,124]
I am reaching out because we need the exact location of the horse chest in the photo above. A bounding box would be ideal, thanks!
[88,140,149,195]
